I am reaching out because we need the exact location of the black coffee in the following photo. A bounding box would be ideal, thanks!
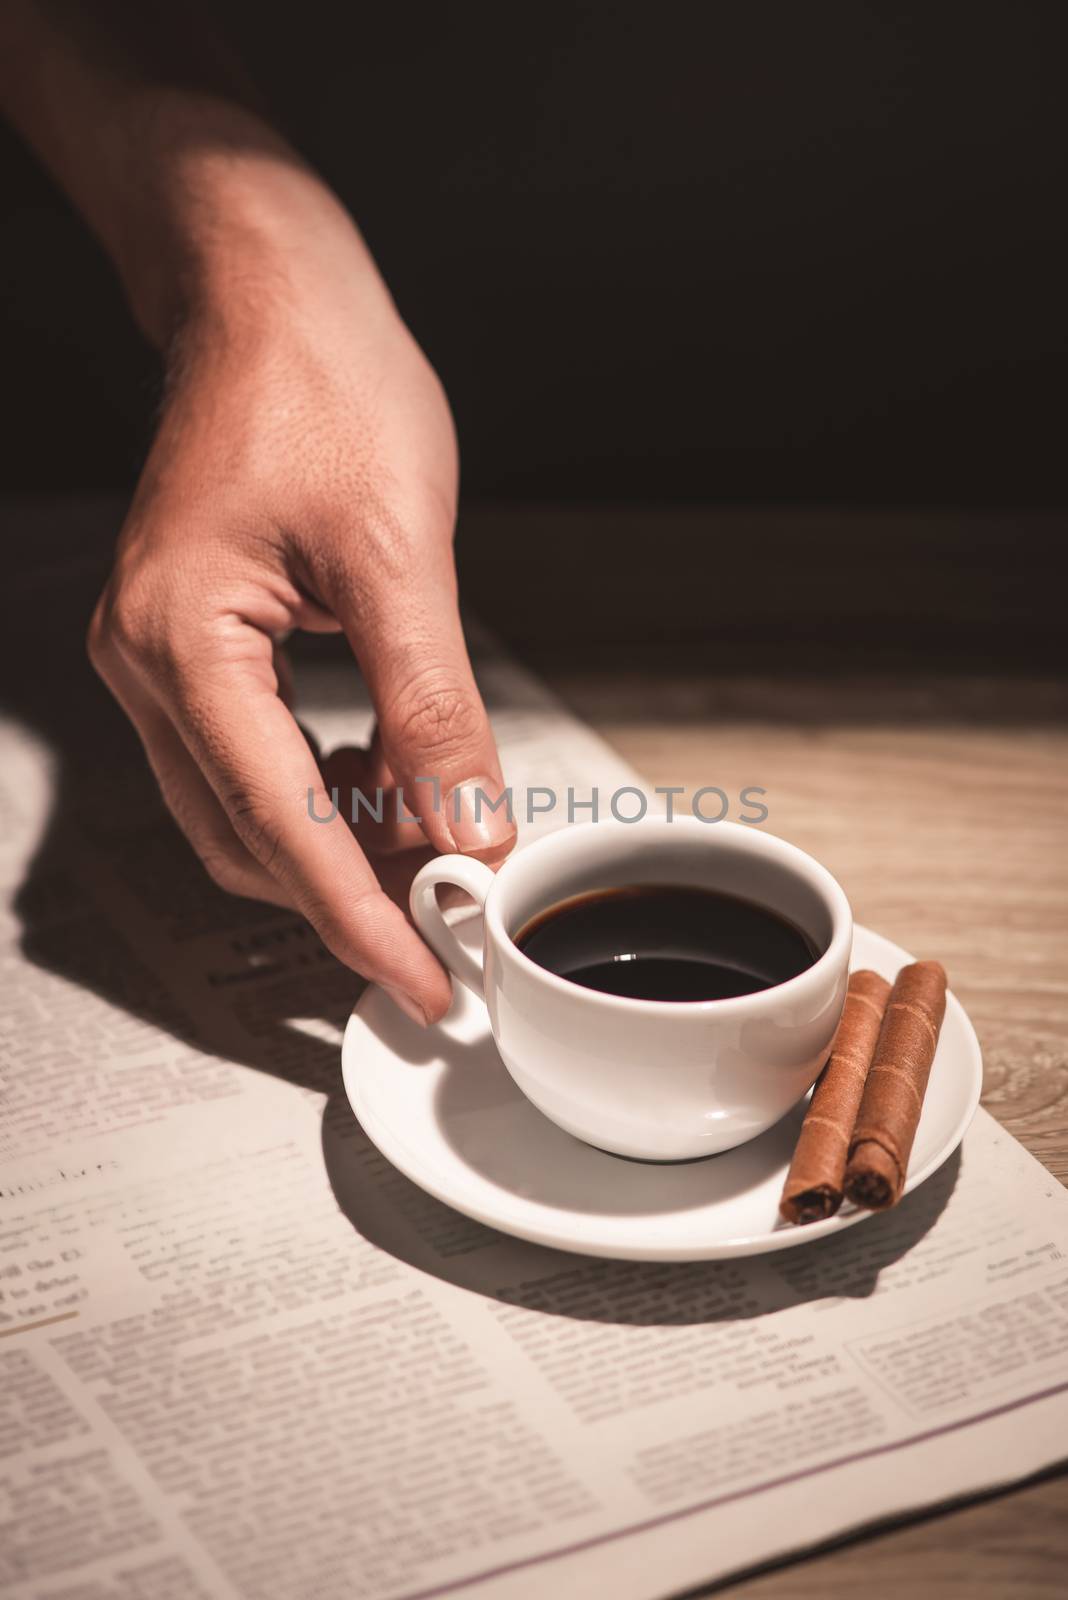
[515,884,817,1002]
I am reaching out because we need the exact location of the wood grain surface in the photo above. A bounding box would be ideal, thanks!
[536,661,1068,1599]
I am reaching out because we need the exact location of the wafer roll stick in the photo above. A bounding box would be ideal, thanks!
[844,960,948,1210]
[779,970,892,1225]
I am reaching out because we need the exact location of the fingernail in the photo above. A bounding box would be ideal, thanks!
[444,775,516,856]
[382,984,430,1027]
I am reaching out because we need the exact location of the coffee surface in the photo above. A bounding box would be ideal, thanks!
[515,884,817,1002]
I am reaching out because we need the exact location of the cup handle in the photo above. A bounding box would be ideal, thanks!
[409,854,496,1001]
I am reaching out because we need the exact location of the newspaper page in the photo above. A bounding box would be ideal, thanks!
[2,539,1068,1600]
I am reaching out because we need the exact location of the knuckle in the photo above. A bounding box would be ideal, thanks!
[221,785,284,873]
[108,584,153,658]
[94,553,204,680]
[85,599,113,676]
[303,886,392,973]
[388,672,484,759]
[87,581,149,676]
[101,581,168,670]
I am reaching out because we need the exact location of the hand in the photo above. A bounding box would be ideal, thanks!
[88,202,515,1025]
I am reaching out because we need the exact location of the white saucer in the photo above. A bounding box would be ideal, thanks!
[342,925,982,1261]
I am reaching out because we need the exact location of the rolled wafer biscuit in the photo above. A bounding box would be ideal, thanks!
[844,960,948,1210]
[779,969,892,1224]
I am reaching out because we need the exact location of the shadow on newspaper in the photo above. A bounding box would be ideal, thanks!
[6,524,958,1332]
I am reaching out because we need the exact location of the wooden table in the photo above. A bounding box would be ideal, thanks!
[6,498,1066,1599]
[463,504,1068,1599]
[546,671,1068,1600]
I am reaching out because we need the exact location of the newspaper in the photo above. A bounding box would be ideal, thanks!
[2,548,1068,1599]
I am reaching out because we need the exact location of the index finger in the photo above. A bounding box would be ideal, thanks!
[161,643,453,1024]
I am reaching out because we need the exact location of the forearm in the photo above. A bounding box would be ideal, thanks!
[0,1,389,347]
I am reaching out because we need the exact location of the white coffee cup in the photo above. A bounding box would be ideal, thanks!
[410,817,852,1161]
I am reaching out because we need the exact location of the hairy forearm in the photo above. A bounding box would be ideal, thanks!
[0,0,389,347]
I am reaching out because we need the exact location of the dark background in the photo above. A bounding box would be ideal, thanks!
[1,0,1066,505]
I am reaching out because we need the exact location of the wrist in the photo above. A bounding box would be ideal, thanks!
[119,97,391,351]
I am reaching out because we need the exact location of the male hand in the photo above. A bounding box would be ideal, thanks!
[88,198,515,1025]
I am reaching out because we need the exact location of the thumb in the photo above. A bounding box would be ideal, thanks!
[331,549,516,863]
